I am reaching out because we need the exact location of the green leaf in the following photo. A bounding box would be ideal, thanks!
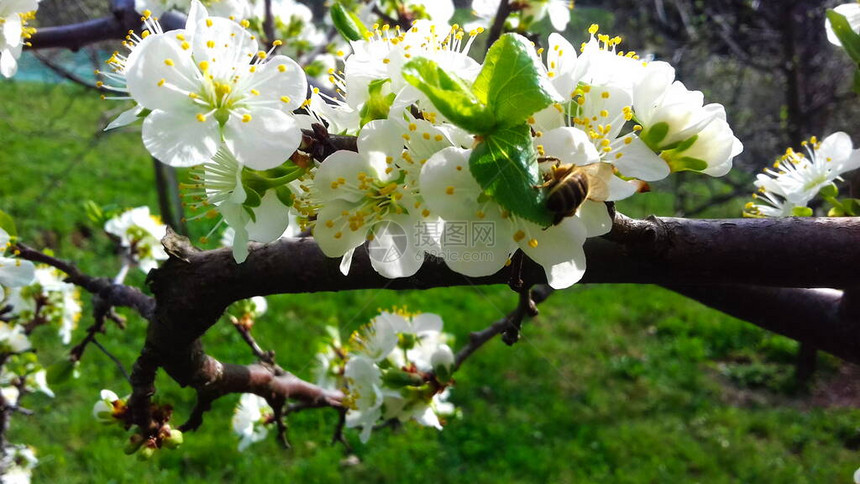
[359,79,396,126]
[402,57,497,134]
[469,123,554,226]
[46,360,77,386]
[0,209,16,238]
[854,68,860,95]
[330,2,368,42]
[819,183,839,199]
[471,33,561,128]
[791,206,813,217]
[841,198,860,216]
[827,10,860,64]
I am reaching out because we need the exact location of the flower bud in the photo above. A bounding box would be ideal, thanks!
[431,344,455,382]
[162,429,184,449]
[381,369,424,388]
[124,434,145,455]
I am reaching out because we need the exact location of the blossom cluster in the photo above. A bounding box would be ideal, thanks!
[315,310,456,443]
[103,1,741,290]
[744,132,860,218]
[104,206,169,273]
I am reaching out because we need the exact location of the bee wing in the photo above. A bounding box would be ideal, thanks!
[582,163,611,201]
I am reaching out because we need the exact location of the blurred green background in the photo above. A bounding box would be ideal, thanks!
[1,76,859,482]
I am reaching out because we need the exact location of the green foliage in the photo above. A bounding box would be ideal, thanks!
[329,2,368,42]
[469,124,554,226]
[471,33,561,128]
[405,34,561,225]
[401,57,496,134]
[0,208,16,238]
[827,10,860,94]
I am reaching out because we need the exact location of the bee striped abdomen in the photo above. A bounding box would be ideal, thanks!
[545,168,589,225]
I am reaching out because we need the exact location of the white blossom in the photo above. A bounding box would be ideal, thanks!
[232,393,272,451]
[124,5,307,168]
[104,206,168,273]
[0,0,38,78]
[0,228,34,289]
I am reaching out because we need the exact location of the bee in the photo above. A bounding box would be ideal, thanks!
[536,157,609,225]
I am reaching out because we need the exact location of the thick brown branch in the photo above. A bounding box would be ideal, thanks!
[13,243,155,319]
[665,285,858,364]
[180,357,343,432]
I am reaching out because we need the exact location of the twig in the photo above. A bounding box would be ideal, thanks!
[486,0,513,50]
[454,284,553,370]
[92,337,131,383]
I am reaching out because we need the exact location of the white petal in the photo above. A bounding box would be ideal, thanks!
[411,313,443,334]
[575,200,612,237]
[313,200,369,258]
[612,135,670,181]
[314,150,374,204]
[540,127,599,166]
[340,247,355,276]
[246,190,290,243]
[368,216,424,279]
[243,55,307,112]
[358,119,406,179]
[142,108,220,167]
[420,147,483,220]
[223,108,301,170]
[0,258,35,288]
[105,105,144,131]
[125,32,199,112]
[0,46,20,78]
[518,216,587,289]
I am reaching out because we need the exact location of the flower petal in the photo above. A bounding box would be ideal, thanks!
[223,107,301,170]
[142,107,220,167]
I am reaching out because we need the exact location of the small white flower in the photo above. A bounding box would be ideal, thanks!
[350,316,398,363]
[104,206,168,273]
[0,0,39,78]
[232,393,272,451]
[0,444,37,484]
[124,7,307,168]
[745,133,860,217]
[0,322,29,353]
[26,369,52,398]
[92,389,122,423]
[0,228,34,289]
[343,355,386,443]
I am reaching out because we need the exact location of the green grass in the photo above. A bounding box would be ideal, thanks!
[1,80,858,483]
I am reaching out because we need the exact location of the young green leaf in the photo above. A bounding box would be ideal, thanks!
[402,57,497,134]
[330,2,369,42]
[827,10,860,64]
[0,209,17,238]
[471,33,562,128]
[469,123,554,226]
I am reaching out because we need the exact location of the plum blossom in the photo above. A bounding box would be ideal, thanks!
[421,147,606,289]
[123,6,307,168]
[0,0,39,78]
[745,133,860,217]
[312,119,434,278]
[0,228,34,290]
[92,389,126,424]
[0,444,37,484]
[104,206,168,273]
[232,393,273,451]
[4,267,81,345]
